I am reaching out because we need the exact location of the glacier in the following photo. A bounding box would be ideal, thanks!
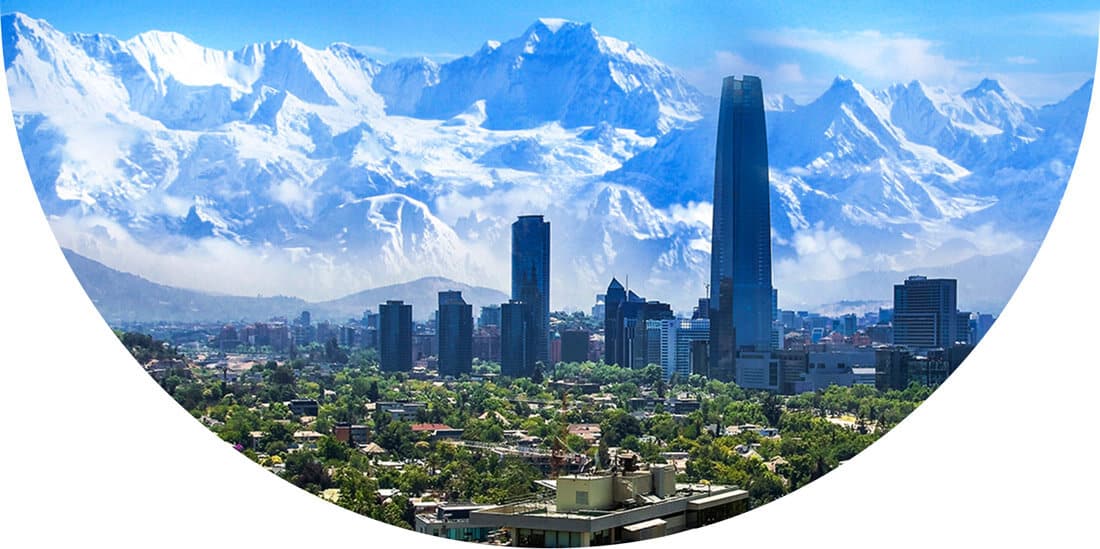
[2,12,1091,315]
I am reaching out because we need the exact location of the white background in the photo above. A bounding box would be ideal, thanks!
[2,24,1098,549]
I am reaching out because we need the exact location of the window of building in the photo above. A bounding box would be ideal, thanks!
[576,491,588,505]
[517,529,545,547]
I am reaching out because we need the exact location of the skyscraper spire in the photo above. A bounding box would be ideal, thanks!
[709,75,775,382]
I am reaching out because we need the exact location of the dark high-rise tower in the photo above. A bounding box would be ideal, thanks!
[512,215,550,366]
[437,290,473,378]
[379,300,413,372]
[500,300,536,378]
[709,75,774,382]
[603,278,627,365]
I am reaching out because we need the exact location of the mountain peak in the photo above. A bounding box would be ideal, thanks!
[765,94,799,112]
[971,78,1005,94]
[478,40,501,54]
[905,79,930,93]
[2,11,43,29]
[522,18,595,45]
[531,17,581,33]
[821,74,868,101]
[128,29,194,46]
[832,74,854,86]
[2,11,56,46]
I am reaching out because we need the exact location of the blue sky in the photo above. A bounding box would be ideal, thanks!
[3,1,1097,104]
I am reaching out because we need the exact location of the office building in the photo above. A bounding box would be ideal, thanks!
[561,330,591,364]
[735,351,780,391]
[479,304,502,328]
[690,339,710,377]
[974,313,996,344]
[791,350,877,393]
[692,297,710,320]
[775,350,809,394]
[875,347,911,391]
[639,301,674,368]
[379,300,413,372]
[603,278,629,366]
[438,291,473,378]
[512,215,551,366]
[501,300,537,378]
[893,276,958,350]
[658,318,710,381]
[957,311,973,345]
[592,294,606,322]
[415,503,496,543]
[867,323,893,345]
[472,326,502,362]
[842,314,857,337]
[604,279,673,370]
[710,75,775,382]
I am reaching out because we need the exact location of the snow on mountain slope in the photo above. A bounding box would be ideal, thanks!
[3,12,1090,313]
[373,56,440,117]
[385,18,703,136]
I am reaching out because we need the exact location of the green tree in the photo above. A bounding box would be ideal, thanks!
[601,409,643,446]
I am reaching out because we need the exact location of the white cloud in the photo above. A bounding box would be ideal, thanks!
[754,28,970,86]
[990,70,1095,106]
[351,44,390,57]
[353,44,463,63]
[1023,10,1100,37]
[47,212,492,303]
[666,200,712,227]
[1005,56,1038,65]
[269,180,317,216]
[676,50,811,100]
[775,222,864,281]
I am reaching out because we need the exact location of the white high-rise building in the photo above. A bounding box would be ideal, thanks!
[659,318,710,381]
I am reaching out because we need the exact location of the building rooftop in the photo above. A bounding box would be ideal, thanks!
[411,423,453,432]
[473,481,742,522]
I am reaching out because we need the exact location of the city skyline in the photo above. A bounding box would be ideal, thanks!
[5,12,1087,316]
[0,5,1090,547]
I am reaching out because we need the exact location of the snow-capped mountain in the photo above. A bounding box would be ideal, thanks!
[3,12,1090,314]
[379,18,704,136]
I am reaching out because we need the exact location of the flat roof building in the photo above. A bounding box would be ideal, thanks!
[893,276,958,350]
[470,458,749,546]
[415,503,497,543]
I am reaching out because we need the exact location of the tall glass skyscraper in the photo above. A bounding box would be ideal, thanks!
[437,290,473,378]
[379,300,413,372]
[500,299,536,378]
[603,278,627,365]
[512,215,550,365]
[709,75,774,382]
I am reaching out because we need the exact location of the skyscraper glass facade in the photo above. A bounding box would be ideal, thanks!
[438,290,473,378]
[500,299,536,378]
[512,215,550,366]
[709,75,774,382]
[379,300,413,372]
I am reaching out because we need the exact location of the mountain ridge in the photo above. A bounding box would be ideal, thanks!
[62,247,508,322]
[5,12,1090,314]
